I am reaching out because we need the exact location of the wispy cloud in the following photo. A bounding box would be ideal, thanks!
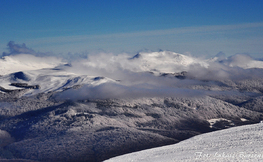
[1,22,262,58]
[2,41,36,56]
[18,22,262,57]
[27,22,263,44]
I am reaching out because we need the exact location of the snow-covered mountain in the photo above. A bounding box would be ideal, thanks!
[0,54,63,75]
[0,54,117,96]
[0,51,263,161]
[0,69,116,96]
[1,51,263,98]
[128,51,209,74]
[0,51,209,98]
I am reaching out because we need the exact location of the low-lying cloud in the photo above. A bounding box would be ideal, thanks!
[55,83,205,100]
[55,51,263,100]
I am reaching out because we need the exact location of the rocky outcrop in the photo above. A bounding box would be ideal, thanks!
[10,83,40,89]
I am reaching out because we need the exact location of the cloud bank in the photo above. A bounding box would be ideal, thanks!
[55,51,263,100]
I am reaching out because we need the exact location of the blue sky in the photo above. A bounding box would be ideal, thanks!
[1,0,263,58]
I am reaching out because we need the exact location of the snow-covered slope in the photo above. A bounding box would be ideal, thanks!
[0,54,64,75]
[0,54,116,96]
[0,69,116,96]
[105,123,263,162]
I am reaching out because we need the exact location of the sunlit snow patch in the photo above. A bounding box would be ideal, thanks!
[207,118,235,128]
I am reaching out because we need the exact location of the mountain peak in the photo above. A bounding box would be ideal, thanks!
[129,51,208,73]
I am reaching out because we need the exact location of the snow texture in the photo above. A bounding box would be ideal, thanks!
[105,123,263,162]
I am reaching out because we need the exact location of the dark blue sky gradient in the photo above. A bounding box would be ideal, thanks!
[1,0,263,57]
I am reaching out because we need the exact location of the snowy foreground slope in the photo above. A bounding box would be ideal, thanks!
[0,51,263,161]
[105,123,263,162]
